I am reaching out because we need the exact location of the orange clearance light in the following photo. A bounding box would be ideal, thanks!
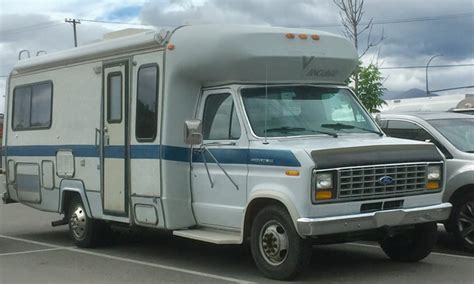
[311,34,320,40]
[298,34,308,40]
[426,181,440,190]
[285,33,295,39]
[167,43,175,50]
[285,170,300,177]
[316,191,333,200]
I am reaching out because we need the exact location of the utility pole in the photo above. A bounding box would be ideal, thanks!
[65,18,81,47]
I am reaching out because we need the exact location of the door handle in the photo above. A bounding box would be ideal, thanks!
[95,128,100,148]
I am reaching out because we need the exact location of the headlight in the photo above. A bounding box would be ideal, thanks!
[426,164,442,190]
[316,173,333,189]
[427,165,441,180]
[312,171,336,202]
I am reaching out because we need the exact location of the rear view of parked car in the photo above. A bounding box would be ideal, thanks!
[377,112,474,252]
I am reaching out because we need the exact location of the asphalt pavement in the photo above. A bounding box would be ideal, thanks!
[1,202,473,283]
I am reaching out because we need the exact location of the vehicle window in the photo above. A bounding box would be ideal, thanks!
[107,73,122,123]
[202,94,241,140]
[383,120,453,157]
[384,120,433,141]
[428,118,474,153]
[241,86,378,137]
[136,65,158,141]
[13,81,52,130]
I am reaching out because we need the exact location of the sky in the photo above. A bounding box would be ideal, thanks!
[0,0,473,113]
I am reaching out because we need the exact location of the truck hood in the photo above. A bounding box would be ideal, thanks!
[268,135,444,169]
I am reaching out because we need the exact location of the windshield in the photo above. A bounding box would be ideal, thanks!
[428,118,474,153]
[240,86,380,137]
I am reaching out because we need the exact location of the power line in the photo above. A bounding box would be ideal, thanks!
[1,11,472,36]
[1,22,63,36]
[379,63,474,70]
[292,12,474,28]
[77,18,151,26]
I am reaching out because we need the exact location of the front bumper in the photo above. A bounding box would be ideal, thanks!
[297,203,452,236]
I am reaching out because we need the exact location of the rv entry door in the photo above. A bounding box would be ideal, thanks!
[102,62,128,216]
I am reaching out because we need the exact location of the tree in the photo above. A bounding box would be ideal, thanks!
[333,0,385,111]
[356,63,386,112]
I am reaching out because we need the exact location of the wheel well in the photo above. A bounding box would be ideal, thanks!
[61,191,81,215]
[449,184,474,205]
[243,198,288,241]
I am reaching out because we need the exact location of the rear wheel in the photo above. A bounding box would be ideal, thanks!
[379,222,438,262]
[250,205,311,280]
[68,196,103,248]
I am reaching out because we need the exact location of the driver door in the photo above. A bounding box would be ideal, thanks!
[190,89,248,229]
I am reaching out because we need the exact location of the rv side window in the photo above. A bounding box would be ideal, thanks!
[136,65,158,141]
[12,81,52,130]
[107,73,123,123]
[202,94,241,140]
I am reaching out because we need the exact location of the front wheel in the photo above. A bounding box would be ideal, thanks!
[379,222,438,262]
[250,205,311,280]
[451,192,474,252]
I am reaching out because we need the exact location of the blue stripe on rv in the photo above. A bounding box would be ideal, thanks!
[4,145,300,167]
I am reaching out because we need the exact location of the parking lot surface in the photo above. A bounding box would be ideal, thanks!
[1,202,473,283]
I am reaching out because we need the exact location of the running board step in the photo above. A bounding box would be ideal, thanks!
[173,228,241,244]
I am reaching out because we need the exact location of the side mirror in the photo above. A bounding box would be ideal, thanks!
[184,119,203,145]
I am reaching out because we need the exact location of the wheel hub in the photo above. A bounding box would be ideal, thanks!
[70,206,87,240]
[259,221,289,266]
[457,201,474,245]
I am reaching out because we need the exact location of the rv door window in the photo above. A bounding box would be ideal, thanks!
[202,94,241,140]
[107,73,122,123]
[136,65,158,141]
[12,81,52,130]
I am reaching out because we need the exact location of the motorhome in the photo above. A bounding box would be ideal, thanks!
[1,25,452,280]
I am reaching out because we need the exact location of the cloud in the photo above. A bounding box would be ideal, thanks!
[106,5,143,21]
[0,0,472,114]
[141,0,337,27]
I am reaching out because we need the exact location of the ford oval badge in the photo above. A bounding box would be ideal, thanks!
[378,176,395,185]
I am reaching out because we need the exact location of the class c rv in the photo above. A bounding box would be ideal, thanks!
[1,25,452,280]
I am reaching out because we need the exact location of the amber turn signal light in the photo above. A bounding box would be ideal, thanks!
[315,190,333,200]
[426,181,440,190]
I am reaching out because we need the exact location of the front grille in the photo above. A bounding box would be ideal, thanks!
[338,163,428,200]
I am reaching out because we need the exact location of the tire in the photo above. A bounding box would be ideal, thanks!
[250,205,311,280]
[450,192,474,252]
[379,222,438,262]
[67,195,103,248]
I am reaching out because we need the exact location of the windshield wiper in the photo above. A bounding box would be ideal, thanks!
[321,123,383,136]
[266,126,338,138]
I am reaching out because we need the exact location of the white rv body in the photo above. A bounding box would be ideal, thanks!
[2,25,452,279]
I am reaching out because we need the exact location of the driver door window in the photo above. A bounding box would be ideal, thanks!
[202,93,241,140]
